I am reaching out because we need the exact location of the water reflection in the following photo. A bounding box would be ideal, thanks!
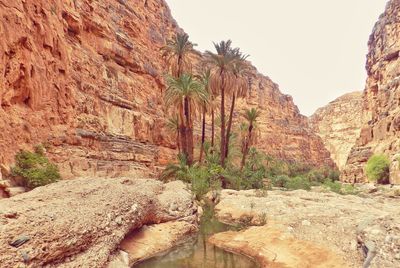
[135,204,258,268]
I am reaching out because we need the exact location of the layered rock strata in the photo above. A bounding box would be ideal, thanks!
[343,0,400,183]
[310,91,363,170]
[0,0,333,179]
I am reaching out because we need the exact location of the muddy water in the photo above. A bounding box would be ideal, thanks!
[135,205,258,268]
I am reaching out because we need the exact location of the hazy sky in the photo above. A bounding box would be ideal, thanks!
[165,0,388,116]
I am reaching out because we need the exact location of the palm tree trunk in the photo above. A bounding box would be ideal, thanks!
[177,128,181,153]
[179,104,187,159]
[220,71,226,167]
[199,104,206,162]
[240,124,253,170]
[184,96,194,165]
[211,107,215,148]
[225,93,236,158]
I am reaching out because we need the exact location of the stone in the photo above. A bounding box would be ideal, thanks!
[0,0,334,181]
[6,187,26,197]
[0,178,198,267]
[310,91,364,170]
[119,221,197,266]
[213,189,400,267]
[209,225,349,268]
[343,0,400,184]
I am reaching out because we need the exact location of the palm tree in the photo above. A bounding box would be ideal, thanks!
[197,69,212,162]
[166,116,180,153]
[206,40,244,167]
[241,108,261,170]
[225,59,250,159]
[162,33,197,163]
[165,74,208,165]
[161,33,196,77]
[160,153,190,182]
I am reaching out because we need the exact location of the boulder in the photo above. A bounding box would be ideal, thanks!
[0,178,198,267]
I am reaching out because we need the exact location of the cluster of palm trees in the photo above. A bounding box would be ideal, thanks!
[162,33,260,169]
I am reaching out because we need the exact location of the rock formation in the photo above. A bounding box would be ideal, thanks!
[0,0,333,179]
[310,92,364,170]
[211,189,400,268]
[0,178,198,267]
[342,0,400,183]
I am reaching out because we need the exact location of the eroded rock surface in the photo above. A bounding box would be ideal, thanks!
[212,189,400,268]
[209,225,349,268]
[343,0,400,183]
[0,0,333,178]
[310,91,364,170]
[0,178,198,267]
[118,221,197,266]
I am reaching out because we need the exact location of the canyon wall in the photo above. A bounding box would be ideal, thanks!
[0,0,333,179]
[310,92,364,170]
[342,0,400,183]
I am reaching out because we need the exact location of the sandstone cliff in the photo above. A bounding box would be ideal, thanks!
[0,0,333,179]
[342,0,400,183]
[310,92,363,170]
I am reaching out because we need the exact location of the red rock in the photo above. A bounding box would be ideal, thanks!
[0,0,333,179]
[343,0,400,184]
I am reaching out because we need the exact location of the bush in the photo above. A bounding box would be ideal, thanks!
[323,180,342,194]
[284,176,311,190]
[323,180,358,195]
[11,149,61,189]
[366,154,390,184]
[271,175,290,187]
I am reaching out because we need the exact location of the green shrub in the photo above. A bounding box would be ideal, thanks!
[271,175,290,187]
[306,169,326,185]
[323,180,342,194]
[341,184,358,195]
[11,149,61,189]
[366,154,390,184]
[328,169,340,181]
[284,176,311,190]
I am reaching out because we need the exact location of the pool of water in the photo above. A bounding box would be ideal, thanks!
[135,204,258,268]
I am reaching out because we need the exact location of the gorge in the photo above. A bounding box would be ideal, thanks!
[0,0,400,267]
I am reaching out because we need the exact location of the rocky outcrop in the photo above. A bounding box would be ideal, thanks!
[0,0,333,179]
[118,221,197,266]
[343,0,400,183]
[236,66,334,167]
[310,92,364,170]
[0,178,198,267]
[211,189,400,268]
[209,225,349,268]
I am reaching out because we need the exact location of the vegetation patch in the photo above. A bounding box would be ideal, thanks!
[11,145,61,189]
[366,154,390,184]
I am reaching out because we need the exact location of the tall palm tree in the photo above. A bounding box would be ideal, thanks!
[166,116,180,153]
[205,40,243,167]
[241,108,261,170]
[161,33,196,77]
[165,74,208,165]
[162,33,197,163]
[197,69,212,162]
[225,59,250,159]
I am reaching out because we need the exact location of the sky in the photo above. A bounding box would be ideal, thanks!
[165,0,388,116]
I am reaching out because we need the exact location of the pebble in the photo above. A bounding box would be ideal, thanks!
[302,220,311,226]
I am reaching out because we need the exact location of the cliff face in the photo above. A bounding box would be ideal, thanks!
[342,0,400,183]
[310,92,364,170]
[235,66,334,167]
[0,0,333,178]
